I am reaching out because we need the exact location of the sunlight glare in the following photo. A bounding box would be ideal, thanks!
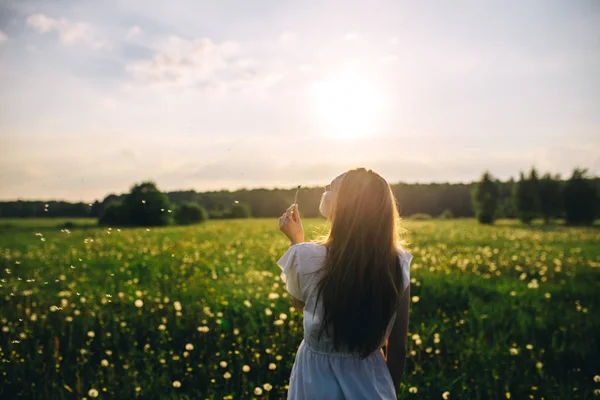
[311,64,385,139]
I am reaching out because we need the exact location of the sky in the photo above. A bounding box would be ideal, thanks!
[0,0,599,202]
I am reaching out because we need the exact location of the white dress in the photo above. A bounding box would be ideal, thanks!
[277,242,412,400]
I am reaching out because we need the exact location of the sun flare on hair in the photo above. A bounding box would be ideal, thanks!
[311,64,385,139]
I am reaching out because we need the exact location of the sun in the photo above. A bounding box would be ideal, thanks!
[310,64,384,139]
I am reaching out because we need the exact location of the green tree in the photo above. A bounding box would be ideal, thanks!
[175,203,208,225]
[539,173,562,224]
[230,202,252,219]
[122,182,172,226]
[513,168,541,224]
[471,172,499,224]
[98,202,127,226]
[563,169,598,226]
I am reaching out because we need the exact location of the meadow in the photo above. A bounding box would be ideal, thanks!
[0,218,599,399]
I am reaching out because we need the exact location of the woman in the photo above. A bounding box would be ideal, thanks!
[277,168,412,399]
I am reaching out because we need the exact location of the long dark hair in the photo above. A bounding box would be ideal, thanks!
[314,168,405,359]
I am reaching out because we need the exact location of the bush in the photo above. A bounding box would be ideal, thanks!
[62,222,76,229]
[175,203,208,225]
[230,203,252,219]
[99,203,127,226]
[408,213,432,221]
[208,210,226,219]
[438,209,454,219]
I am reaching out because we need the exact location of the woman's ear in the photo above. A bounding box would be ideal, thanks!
[319,192,334,220]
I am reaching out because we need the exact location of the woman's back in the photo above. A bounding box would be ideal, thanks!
[277,168,412,399]
[278,242,412,355]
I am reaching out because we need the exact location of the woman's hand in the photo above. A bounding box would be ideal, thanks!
[279,204,304,245]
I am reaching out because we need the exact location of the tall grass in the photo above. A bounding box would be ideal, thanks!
[0,219,598,399]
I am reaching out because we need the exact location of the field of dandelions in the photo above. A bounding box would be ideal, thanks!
[1,218,599,399]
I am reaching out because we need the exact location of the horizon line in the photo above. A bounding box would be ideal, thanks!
[2,173,597,204]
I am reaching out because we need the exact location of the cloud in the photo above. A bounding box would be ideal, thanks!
[126,25,142,39]
[344,32,361,41]
[297,64,314,72]
[26,13,110,49]
[0,31,7,43]
[279,31,295,45]
[378,54,399,66]
[125,35,284,92]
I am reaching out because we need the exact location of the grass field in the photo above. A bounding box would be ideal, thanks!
[0,218,599,399]
[0,217,97,230]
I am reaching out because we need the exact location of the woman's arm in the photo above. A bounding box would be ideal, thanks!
[278,205,306,309]
[386,285,410,392]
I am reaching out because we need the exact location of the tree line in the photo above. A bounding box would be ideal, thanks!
[0,168,598,226]
[473,168,598,226]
